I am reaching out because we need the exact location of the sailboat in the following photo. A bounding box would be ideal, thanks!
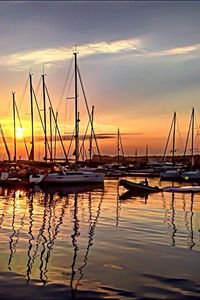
[30,52,104,185]
[160,112,182,181]
[181,108,200,181]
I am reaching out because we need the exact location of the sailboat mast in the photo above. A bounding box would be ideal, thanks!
[172,112,176,167]
[54,111,58,161]
[146,145,149,164]
[12,92,16,161]
[191,108,194,168]
[89,106,94,161]
[29,73,34,161]
[49,107,53,161]
[117,129,120,164]
[74,52,79,164]
[42,74,47,162]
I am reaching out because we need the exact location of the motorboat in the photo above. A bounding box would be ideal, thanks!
[0,172,33,188]
[119,179,162,193]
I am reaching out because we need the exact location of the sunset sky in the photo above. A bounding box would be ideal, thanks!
[1,1,200,159]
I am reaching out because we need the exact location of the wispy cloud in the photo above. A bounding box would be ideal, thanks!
[147,43,200,57]
[0,38,141,68]
[1,39,200,69]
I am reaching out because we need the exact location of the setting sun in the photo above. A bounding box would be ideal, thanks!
[16,127,23,139]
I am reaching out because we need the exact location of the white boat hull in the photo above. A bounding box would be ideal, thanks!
[30,172,105,185]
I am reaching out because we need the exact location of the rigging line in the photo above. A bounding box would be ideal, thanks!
[18,77,29,111]
[183,110,193,166]
[35,77,41,96]
[45,84,68,161]
[162,114,174,162]
[67,129,74,157]
[119,133,125,161]
[194,114,199,147]
[78,120,90,160]
[64,73,74,132]
[176,119,184,153]
[77,67,101,158]
[35,78,42,109]
[0,123,11,161]
[57,58,73,112]
[15,102,29,159]
[32,88,51,155]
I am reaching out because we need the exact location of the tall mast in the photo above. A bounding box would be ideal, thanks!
[191,108,194,169]
[49,106,53,161]
[172,112,176,167]
[74,51,79,164]
[54,111,58,161]
[89,106,94,161]
[29,73,34,161]
[117,128,120,164]
[146,145,149,164]
[42,74,47,162]
[12,92,16,161]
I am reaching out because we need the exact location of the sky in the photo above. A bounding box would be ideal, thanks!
[1,1,200,159]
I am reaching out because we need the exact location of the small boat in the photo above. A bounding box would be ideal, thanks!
[0,172,33,188]
[119,179,162,193]
[163,185,200,193]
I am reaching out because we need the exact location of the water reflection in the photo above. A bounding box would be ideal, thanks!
[69,190,104,297]
[8,191,28,271]
[0,179,200,300]
[119,183,200,251]
[76,192,103,289]
[70,193,80,298]
[1,184,105,289]
[170,193,177,247]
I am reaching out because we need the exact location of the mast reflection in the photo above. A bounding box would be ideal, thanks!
[170,193,177,247]
[70,193,80,298]
[69,189,104,297]
[76,192,103,289]
[26,193,34,284]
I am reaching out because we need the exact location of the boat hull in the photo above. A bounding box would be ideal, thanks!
[120,179,161,193]
[30,172,105,185]
[160,171,181,181]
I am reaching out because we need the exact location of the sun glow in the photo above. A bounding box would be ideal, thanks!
[16,127,24,139]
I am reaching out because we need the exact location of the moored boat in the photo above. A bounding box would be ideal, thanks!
[160,169,182,181]
[30,169,105,185]
[163,185,200,193]
[181,170,200,181]
[119,179,162,193]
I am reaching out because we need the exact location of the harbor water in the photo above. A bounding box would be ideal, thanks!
[0,177,200,299]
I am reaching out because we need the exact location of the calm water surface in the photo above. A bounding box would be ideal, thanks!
[0,177,200,299]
